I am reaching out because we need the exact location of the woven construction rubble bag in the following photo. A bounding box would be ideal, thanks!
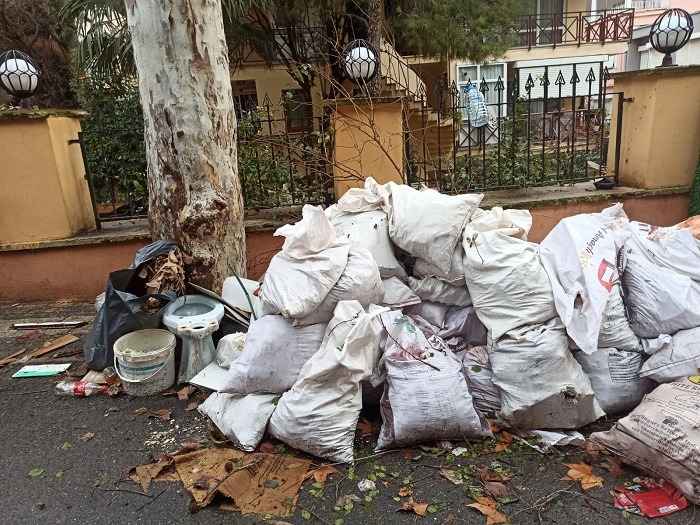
[461,346,502,415]
[591,377,700,504]
[640,327,700,383]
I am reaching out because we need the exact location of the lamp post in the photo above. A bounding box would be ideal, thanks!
[649,8,694,68]
[342,39,379,96]
[0,49,41,106]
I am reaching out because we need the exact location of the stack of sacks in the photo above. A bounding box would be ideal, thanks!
[621,220,700,338]
[260,204,384,325]
[540,204,652,415]
[376,312,491,450]
[268,301,388,463]
[463,207,603,428]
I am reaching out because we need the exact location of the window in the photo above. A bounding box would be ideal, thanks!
[456,63,508,117]
[282,89,313,132]
[232,80,258,120]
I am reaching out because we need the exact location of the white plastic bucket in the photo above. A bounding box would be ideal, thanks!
[114,329,176,397]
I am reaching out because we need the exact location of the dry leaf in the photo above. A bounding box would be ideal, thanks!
[562,463,604,491]
[583,440,604,459]
[185,401,200,412]
[133,407,148,416]
[494,431,513,453]
[357,418,375,437]
[488,420,503,433]
[478,467,512,483]
[80,432,95,442]
[177,385,195,401]
[398,486,412,497]
[484,481,509,498]
[399,497,429,516]
[154,408,172,421]
[440,469,463,486]
[467,496,509,525]
[601,458,624,478]
[311,465,338,484]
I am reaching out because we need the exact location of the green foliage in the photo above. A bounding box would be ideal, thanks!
[690,157,700,217]
[388,0,528,61]
[75,78,146,208]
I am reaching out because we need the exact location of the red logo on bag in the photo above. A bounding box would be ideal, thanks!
[597,259,617,292]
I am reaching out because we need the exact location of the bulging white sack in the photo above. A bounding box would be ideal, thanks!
[640,326,700,383]
[461,346,502,415]
[198,392,278,452]
[221,315,326,394]
[491,318,604,429]
[215,333,246,368]
[574,348,652,415]
[540,204,630,354]
[260,205,349,319]
[268,301,387,463]
[386,183,482,279]
[326,176,389,216]
[621,222,700,338]
[329,209,407,280]
[463,230,556,342]
[295,246,384,326]
[376,315,490,450]
[381,277,421,309]
[591,378,700,504]
[408,276,471,307]
[412,245,466,285]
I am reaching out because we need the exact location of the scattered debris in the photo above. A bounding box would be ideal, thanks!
[398,497,429,517]
[12,321,86,330]
[450,447,469,457]
[357,479,376,492]
[80,432,95,442]
[134,407,172,421]
[309,465,338,484]
[613,477,688,518]
[440,469,464,486]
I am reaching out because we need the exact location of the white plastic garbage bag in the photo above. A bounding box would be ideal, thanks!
[376,315,491,450]
[326,176,389,216]
[491,318,604,429]
[268,301,388,463]
[381,277,421,309]
[215,333,246,368]
[295,246,384,326]
[621,222,700,338]
[413,245,466,285]
[385,183,482,279]
[198,392,278,452]
[408,276,471,307]
[463,230,556,341]
[260,205,350,319]
[597,284,640,351]
[591,377,700,504]
[461,346,502,415]
[221,315,326,394]
[540,204,630,354]
[574,348,652,415]
[329,209,407,280]
[640,326,700,383]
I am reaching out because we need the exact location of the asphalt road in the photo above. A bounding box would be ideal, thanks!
[1,301,697,525]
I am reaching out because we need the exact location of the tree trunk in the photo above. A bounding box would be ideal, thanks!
[124,0,246,291]
[367,0,384,97]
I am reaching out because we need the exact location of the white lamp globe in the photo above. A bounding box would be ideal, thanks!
[0,51,41,98]
[344,45,377,81]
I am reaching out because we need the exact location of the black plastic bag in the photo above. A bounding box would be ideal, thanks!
[83,240,177,370]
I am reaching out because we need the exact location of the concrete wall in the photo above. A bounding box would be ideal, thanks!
[0,115,95,244]
[607,65,700,188]
[0,190,689,302]
[332,101,404,197]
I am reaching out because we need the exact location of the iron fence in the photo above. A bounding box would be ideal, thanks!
[404,62,623,192]
[76,94,334,222]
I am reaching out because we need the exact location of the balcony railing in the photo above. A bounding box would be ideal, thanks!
[515,8,634,49]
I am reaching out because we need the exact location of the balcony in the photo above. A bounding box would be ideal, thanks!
[515,8,635,49]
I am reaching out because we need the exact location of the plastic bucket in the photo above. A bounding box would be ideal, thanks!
[113,329,176,397]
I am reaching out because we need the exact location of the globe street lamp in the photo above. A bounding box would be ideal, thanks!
[342,39,379,85]
[649,8,694,67]
[0,49,41,105]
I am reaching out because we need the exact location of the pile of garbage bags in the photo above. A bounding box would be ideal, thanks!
[200,178,700,503]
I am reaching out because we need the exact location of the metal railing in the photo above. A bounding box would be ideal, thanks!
[515,9,634,49]
[404,62,624,193]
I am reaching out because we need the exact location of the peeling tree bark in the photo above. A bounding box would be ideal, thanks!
[125,0,246,290]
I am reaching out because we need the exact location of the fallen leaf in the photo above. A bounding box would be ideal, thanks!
[398,486,412,497]
[153,408,172,421]
[467,496,509,525]
[484,481,509,498]
[494,431,513,453]
[562,463,604,491]
[583,440,604,459]
[601,458,624,478]
[478,467,512,483]
[357,418,375,437]
[488,420,503,434]
[28,468,45,478]
[80,432,95,442]
[399,497,429,516]
[177,385,196,401]
[440,469,463,486]
[311,465,338,483]
[133,407,148,416]
[61,441,72,450]
[185,401,199,412]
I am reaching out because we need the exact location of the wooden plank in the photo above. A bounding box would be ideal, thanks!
[0,334,80,369]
